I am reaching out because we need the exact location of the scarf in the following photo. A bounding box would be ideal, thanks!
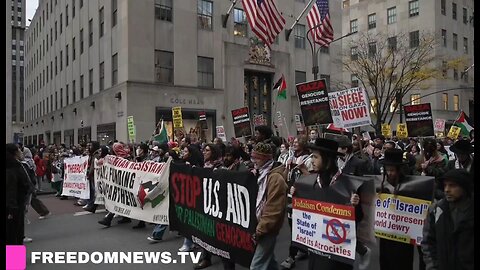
[316,169,342,189]
[256,160,274,219]
[204,159,223,169]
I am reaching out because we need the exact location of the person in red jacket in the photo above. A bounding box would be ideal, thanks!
[33,151,46,191]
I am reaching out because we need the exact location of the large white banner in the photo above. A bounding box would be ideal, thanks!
[374,193,431,245]
[95,155,171,224]
[62,156,90,199]
[328,87,372,128]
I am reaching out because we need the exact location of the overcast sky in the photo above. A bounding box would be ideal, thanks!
[26,0,39,26]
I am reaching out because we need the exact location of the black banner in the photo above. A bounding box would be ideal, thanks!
[169,163,258,267]
[231,107,252,138]
[404,103,434,137]
[293,173,376,264]
[296,79,333,126]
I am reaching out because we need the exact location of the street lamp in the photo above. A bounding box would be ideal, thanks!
[306,24,354,80]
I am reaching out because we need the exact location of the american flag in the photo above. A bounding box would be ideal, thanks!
[307,0,334,47]
[242,0,286,48]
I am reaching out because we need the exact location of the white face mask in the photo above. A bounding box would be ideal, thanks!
[136,149,142,156]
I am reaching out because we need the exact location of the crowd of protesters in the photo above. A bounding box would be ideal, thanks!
[6,125,474,270]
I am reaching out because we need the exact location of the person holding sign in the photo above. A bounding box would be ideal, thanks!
[377,149,426,270]
[421,169,474,270]
[249,142,288,270]
[298,138,366,270]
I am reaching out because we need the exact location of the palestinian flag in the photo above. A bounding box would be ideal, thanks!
[453,111,474,136]
[137,158,171,209]
[153,120,169,143]
[274,74,287,100]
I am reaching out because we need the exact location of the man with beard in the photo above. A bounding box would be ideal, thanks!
[336,136,371,176]
[417,138,447,200]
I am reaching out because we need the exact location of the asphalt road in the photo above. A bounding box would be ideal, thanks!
[24,194,421,270]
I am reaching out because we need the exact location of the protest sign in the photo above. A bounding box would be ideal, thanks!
[296,79,333,126]
[216,126,227,142]
[294,114,304,132]
[127,116,136,142]
[396,123,408,139]
[276,111,283,127]
[95,155,171,224]
[253,114,266,127]
[292,174,376,265]
[434,119,446,132]
[404,103,434,137]
[62,156,90,199]
[328,87,371,128]
[374,194,431,245]
[199,111,208,129]
[231,107,252,138]
[168,164,258,267]
[381,124,392,137]
[447,126,461,140]
[172,107,183,128]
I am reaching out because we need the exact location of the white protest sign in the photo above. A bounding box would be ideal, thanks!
[62,156,90,199]
[328,87,372,128]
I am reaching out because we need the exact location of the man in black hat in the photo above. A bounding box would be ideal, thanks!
[446,140,474,176]
[377,149,424,270]
[336,136,371,176]
[422,169,474,270]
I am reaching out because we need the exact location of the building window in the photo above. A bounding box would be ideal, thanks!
[350,19,358,33]
[388,36,397,51]
[234,8,247,37]
[55,56,58,75]
[453,68,458,80]
[441,0,446,15]
[112,53,118,85]
[89,69,93,95]
[80,75,84,99]
[155,50,174,84]
[50,61,53,79]
[442,93,448,110]
[66,5,69,26]
[99,62,105,91]
[60,50,63,71]
[463,37,468,54]
[320,74,330,89]
[73,80,76,102]
[463,66,469,83]
[442,61,447,78]
[350,46,358,60]
[410,30,419,48]
[409,0,419,17]
[66,84,69,105]
[72,0,75,18]
[99,8,104,38]
[50,28,53,44]
[410,94,421,105]
[66,45,69,66]
[198,0,213,30]
[351,74,359,87]
[197,56,214,88]
[80,29,84,54]
[368,42,376,58]
[55,91,58,110]
[155,0,173,22]
[89,19,93,47]
[295,71,306,84]
[60,14,63,33]
[112,0,118,27]
[368,13,376,29]
[453,95,459,111]
[452,3,457,20]
[72,37,76,60]
[55,21,57,40]
[463,8,468,24]
[453,33,458,50]
[294,24,305,49]
[80,0,83,8]
[387,7,396,24]
[60,88,63,108]
[441,29,447,47]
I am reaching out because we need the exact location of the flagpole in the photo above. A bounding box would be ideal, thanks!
[222,0,238,28]
[285,0,315,41]
[149,118,163,142]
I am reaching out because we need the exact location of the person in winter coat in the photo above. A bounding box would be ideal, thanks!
[446,140,474,177]
[421,169,474,270]
[22,147,50,219]
[417,138,447,200]
[6,144,35,245]
[34,150,46,191]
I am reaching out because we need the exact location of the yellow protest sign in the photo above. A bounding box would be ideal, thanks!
[172,107,183,128]
[127,116,136,142]
[381,124,392,137]
[396,123,408,139]
[447,126,461,139]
